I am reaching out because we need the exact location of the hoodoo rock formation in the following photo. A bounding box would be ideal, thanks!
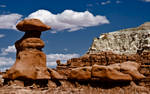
[3,19,51,80]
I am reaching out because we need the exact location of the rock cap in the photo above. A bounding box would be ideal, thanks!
[16,19,51,32]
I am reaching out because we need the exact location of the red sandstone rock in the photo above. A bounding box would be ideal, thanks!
[62,51,150,68]
[69,67,92,80]
[3,19,51,80]
[56,51,149,81]
[48,68,64,79]
[119,61,145,80]
[92,62,145,81]
[16,19,51,32]
[92,65,132,81]
[3,50,50,80]
[19,38,45,49]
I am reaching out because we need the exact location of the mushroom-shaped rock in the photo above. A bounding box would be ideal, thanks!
[3,19,51,80]
[16,19,51,32]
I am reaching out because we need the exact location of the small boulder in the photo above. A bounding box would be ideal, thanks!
[119,61,145,80]
[92,61,145,81]
[69,67,92,80]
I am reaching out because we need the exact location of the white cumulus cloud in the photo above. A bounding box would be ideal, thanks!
[0,57,14,72]
[143,0,150,2]
[116,0,121,4]
[46,53,80,67]
[27,9,109,32]
[1,45,16,55]
[0,5,6,8]
[0,14,22,29]
[0,34,5,38]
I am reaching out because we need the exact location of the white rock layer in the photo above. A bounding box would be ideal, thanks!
[88,22,150,55]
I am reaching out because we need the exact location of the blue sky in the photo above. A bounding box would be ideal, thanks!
[0,0,150,71]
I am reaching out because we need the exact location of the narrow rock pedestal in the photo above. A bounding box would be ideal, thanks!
[3,19,51,80]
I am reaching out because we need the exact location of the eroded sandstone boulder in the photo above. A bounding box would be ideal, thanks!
[92,65,132,81]
[3,19,51,80]
[92,62,145,81]
[119,61,145,79]
[69,67,92,80]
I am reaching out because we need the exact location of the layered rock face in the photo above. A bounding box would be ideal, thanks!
[3,19,51,80]
[92,61,144,81]
[56,22,150,84]
[68,61,145,80]
[88,22,150,54]
[59,61,144,81]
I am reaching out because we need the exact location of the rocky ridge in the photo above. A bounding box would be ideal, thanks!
[88,22,150,55]
[56,22,150,87]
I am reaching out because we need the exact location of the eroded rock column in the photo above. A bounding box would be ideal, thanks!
[3,19,51,80]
